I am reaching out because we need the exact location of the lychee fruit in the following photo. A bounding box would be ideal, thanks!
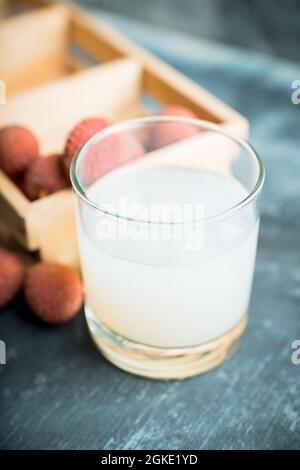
[0,249,25,309]
[63,118,110,176]
[0,125,39,178]
[81,132,144,186]
[24,262,83,324]
[151,104,198,148]
[22,153,69,200]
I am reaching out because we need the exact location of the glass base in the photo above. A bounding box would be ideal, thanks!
[85,305,248,380]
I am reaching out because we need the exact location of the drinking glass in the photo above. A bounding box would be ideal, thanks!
[70,117,265,380]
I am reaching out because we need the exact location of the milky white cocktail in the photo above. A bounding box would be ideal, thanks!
[71,117,264,379]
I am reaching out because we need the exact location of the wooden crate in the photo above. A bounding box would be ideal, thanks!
[0,0,248,269]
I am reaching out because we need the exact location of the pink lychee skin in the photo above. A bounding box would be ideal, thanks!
[24,262,83,324]
[151,105,198,148]
[0,125,39,178]
[0,249,25,309]
[23,154,69,200]
[63,118,110,176]
[134,127,150,149]
[82,132,145,186]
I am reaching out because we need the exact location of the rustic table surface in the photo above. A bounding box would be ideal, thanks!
[1,12,300,450]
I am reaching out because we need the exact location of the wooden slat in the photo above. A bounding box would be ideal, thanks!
[26,189,79,269]
[0,4,71,95]
[0,58,143,154]
[71,8,248,136]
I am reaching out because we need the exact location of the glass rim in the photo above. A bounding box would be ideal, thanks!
[70,116,265,224]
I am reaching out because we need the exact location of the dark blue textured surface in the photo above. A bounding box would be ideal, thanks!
[79,0,300,62]
[1,15,300,450]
